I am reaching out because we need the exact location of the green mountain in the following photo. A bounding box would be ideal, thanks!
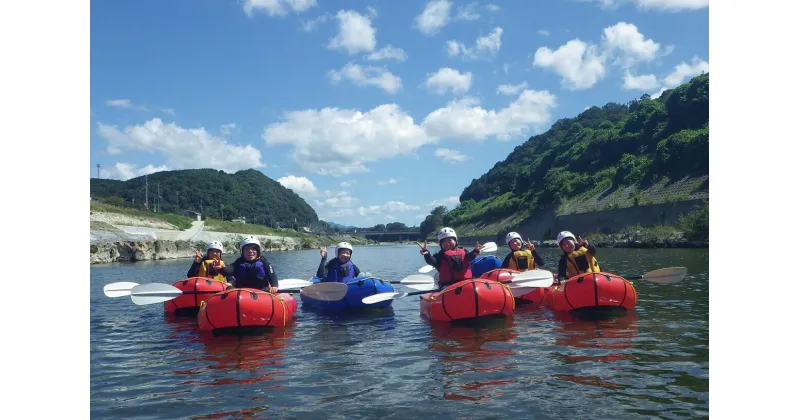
[90,168,319,227]
[422,73,709,236]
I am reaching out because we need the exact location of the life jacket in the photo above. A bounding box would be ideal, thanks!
[233,258,268,289]
[564,247,601,278]
[437,248,473,286]
[197,259,227,283]
[326,259,355,283]
[508,249,536,271]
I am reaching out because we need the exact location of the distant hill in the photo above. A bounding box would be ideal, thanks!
[324,221,359,230]
[420,73,709,237]
[90,168,319,227]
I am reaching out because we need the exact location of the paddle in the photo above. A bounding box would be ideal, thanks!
[417,242,499,273]
[103,282,140,298]
[364,273,555,304]
[299,282,348,301]
[130,283,184,306]
[628,267,688,284]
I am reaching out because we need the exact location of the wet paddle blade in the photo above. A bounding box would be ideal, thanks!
[418,265,436,274]
[641,267,688,284]
[299,282,348,301]
[278,279,313,289]
[480,242,498,253]
[405,283,438,291]
[362,292,403,304]
[400,274,437,284]
[129,283,183,306]
[103,282,140,298]
[509,269,554,284]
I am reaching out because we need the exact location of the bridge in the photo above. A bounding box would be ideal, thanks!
[347,229,422,242]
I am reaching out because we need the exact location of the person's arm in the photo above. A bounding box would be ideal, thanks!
[500,253,512,269]
[557,256,567,281]
[422,250,437,267]
[187,261,201,278]
[316,257,327,278]
[533,249,545,268]
[467,247,479,261]
[587,243,597,255]
[263,261,279,289]
[353,264,361,277]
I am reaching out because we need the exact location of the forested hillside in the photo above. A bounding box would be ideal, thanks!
[421,73,709,237]
[90,169,319,227]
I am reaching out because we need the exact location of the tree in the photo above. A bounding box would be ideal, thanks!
[420,205,447,238]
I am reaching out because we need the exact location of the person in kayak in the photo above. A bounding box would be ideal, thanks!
[555,230,601,282]
[500,231,545,271]
[186,240,227,282]
[316,241,362,282]
[221,235,279,293]
[417,227,482,289]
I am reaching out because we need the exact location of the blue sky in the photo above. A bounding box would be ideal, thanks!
[89,0,709,228]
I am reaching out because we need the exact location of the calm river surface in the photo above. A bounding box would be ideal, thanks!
[90,245,708,419]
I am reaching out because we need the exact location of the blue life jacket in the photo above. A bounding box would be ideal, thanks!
[234,259,267,289]
[326,259,355,283]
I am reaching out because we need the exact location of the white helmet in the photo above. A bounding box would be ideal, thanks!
[335,242,353,256]
[505,232,522,246]
[207,241,224,253]
[437,227,457,243]
[240,235,261,255]
[556,231,576,245]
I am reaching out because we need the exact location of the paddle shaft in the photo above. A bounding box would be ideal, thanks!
[401,277,537,297]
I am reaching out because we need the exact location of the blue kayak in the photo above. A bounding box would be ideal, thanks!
[300,276,395,311]
[470,255,503,278]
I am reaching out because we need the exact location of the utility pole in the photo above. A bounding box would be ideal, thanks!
[96,164,100,179]
[145,174,149,211]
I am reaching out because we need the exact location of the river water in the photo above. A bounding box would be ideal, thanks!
[90,245,709,419]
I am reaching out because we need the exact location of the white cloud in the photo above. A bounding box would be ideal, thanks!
[497,81,529,96]
[366,45,408,62]
[429,196,460,209]
[651,56,709,97]
[622,72,659,91]
[358,201,421,215]
[424,67,473,95]
[533,22,667,90]
[455,2,481,21]
[423,89,557,141]
[315,194,360,208]
[263,104,434,176]
[486,4,501,12]
[328,63,402,94]
[585,0,708,11]
[538,29,550,36]
[339,180,356,188]
[533,40,607,90]
[384,215,396,221]
[602,22,663,68]
[277,175,318,197]
[503,63,510,74]
[106,99,145,110]
[414,0,452,35]
[220,123,237,136]
[263,89,558,175]
[99,162,170,181]
[378,178,397,185]
[243,0,318,17]
[435,148,470,163]
[300,13,331,32]
[446,27,503,60]
[98,118,265,173]
[328,10,376,54]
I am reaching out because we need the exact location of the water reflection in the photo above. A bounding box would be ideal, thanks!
[427,318,519,402]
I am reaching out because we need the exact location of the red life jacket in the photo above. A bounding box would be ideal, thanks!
[437,248,473,286]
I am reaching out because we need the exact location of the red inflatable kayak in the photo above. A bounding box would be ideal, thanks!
[420,279,515,322]
[478,268,547,305]
[197,288,298,333]
[163,277,227,314]
[545,272,637,312]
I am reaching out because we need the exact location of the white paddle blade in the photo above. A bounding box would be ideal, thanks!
[509,286,538,298]
[480,242,498,253]
[418,265,436,274]
[129,283,183,306]
[405,282,438,291]
[278,279,313,289]
[362,292,401,304]
[513,277,554,288]
[103,282,140,298]
[400,274,437,284]
[299,282,348,301]
[641,267,688,284]
[509,269,555,284]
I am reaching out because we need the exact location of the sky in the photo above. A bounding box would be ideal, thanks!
[89,0,709,228]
